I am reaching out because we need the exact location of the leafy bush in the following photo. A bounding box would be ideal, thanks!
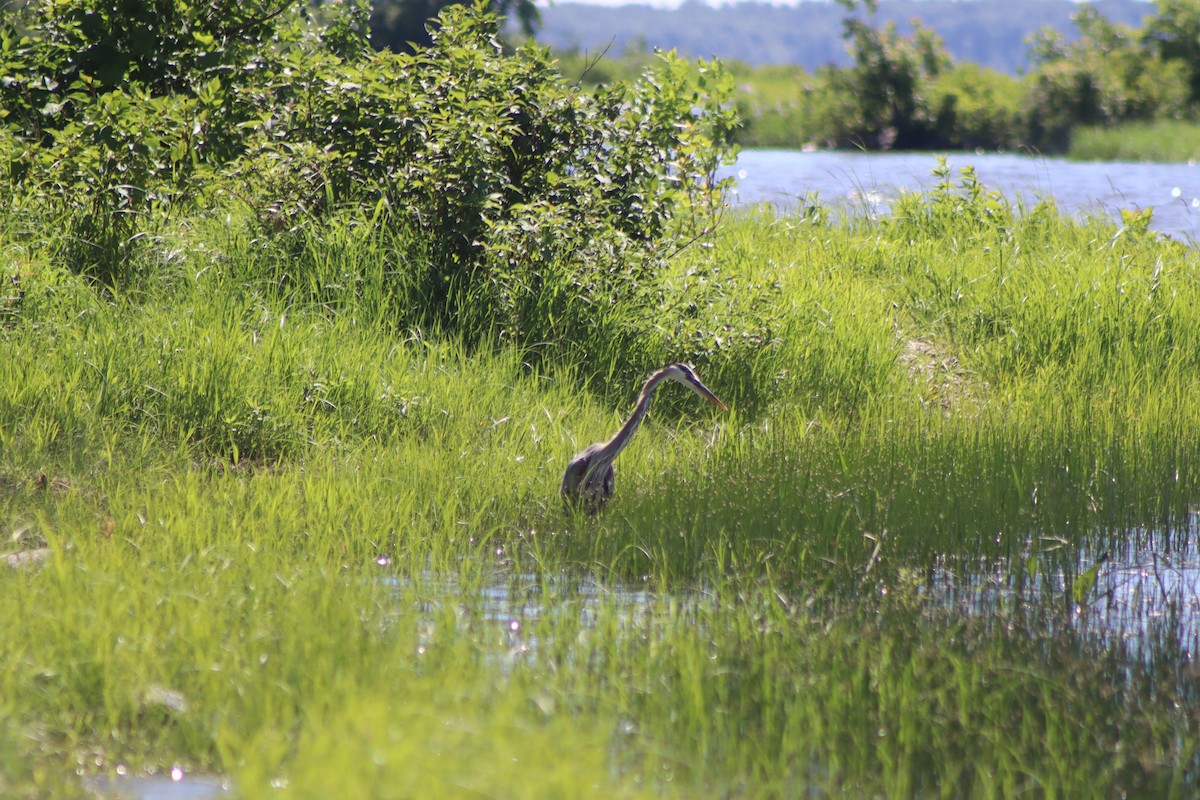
[0,0,332,164]
[1024,8,1190,151]
[3,83,216,284]
[223,5,749,374]
[681,0,1200,154]
[886,158,1018,243]
[831,13,950,149]
[749,6,1025,152]
[1,1,773,396]
[928,64,1024,151]
[0,0,337,282]
[1142,0,1200,105]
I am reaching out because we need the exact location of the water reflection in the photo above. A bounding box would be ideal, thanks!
[387,517,1200,661]
[722,149,1200,241]
[385,570,654,665]
[928,512,1200,652]
[85,771,228,800]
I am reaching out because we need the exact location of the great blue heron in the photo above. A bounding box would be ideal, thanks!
[560,363,728,510]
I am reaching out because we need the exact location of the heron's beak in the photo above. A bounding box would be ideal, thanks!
[692,381,729,411]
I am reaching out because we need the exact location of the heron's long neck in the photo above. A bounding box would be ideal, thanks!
[594,368,671,466]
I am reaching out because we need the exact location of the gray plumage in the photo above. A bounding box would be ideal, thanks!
[561,363,727,511]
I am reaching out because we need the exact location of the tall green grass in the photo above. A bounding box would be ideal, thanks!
[1070,119,1200,163]
[3,178,1200,797]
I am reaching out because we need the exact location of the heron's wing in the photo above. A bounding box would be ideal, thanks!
[561,445,600,496]
[578,444,613,490]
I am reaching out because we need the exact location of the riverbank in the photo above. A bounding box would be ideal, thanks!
[1068,119,1200,163]
[3,172,1199,797]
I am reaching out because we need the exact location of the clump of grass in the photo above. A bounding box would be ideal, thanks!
[1069,119,1200,162]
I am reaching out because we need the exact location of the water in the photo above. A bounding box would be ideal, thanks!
[384,524,1200,662]
[85,770,229,800]
[383,569,653,668]
[929,517,1200,653]
[722,149,1200,241]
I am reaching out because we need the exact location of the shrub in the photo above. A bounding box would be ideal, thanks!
[225,6,746,367]
[1024,8,1191,152]
[2,1,773,394]
[928,64,1024,151]
[834,14,950,149]
[0,0,333,282]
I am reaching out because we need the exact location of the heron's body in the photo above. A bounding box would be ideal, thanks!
[560,363,727,511]
[559,443,616,509]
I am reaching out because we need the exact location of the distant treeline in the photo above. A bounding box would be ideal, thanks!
[534,0,1151,75]
[549,0,1200,154]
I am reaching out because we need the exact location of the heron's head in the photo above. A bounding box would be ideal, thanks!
[664,363,729,411]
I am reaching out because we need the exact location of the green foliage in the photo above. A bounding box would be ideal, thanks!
[533,0,1155,76]
[1024,8,1191,150]
[7,4,1200,798]
[885,161,1014,254]
[0,0,335,281]
[551,40,664,88]
[6,84,213,284]
[818,2,1194,152]
[567,0,1200,155]
[0,1,766,386]
[724,64,829,149]
[234,10,733,301]
[1145,0,1200,104]
[834,13,950,149]
[0,0,296,138]
[927,63,1024,150]
[227,6,748,377]
[4,194,1200,797]
[686,9,1029,152]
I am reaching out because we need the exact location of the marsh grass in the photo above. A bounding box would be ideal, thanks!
[1070,120,1200,163]
[3,178,1200,796]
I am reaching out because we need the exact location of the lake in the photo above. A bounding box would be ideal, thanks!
[722,149,1200,242]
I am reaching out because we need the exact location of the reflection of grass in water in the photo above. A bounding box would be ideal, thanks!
[2,185,1200,797]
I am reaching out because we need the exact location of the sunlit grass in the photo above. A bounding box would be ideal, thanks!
[3,183,1200,796]
[1070,119,1200,163]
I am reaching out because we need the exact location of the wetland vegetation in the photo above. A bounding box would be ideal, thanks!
[3,1,1200,797]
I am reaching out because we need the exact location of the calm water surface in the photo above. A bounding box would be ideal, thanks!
[390,530,1200,660]
[722,149,1200,241]
[930,517,1200,652]
[86,771,228,800]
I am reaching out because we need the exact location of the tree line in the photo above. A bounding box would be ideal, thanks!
[545,0,1200,153]
[533,0,1151,76]
[799,0,1200,152]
